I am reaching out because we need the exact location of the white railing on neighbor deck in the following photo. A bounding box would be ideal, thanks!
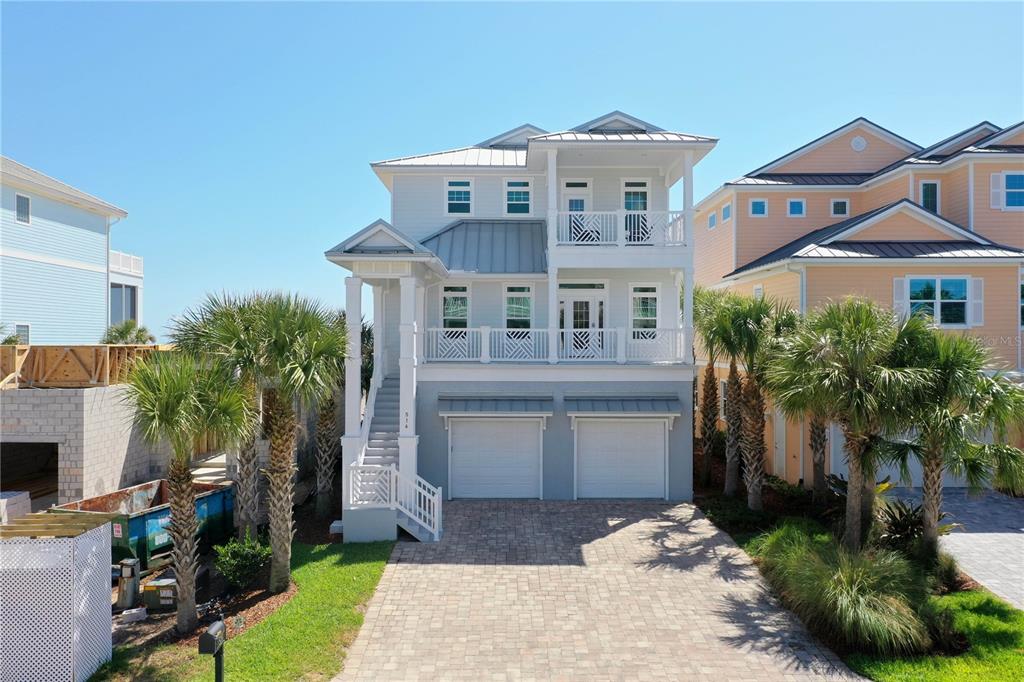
[109,250,144,275]
[625,328,688,362]
[350,464,442,540]
[556,210,687,246]
[424,328,483,361]
[488,328,549,362]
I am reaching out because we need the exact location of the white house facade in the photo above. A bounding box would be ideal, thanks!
[325,112,715,541]
[0,156,142,344]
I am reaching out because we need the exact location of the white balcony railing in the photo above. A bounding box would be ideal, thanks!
[422,327,689,364]
[556,210,686,247]
[350,464,442,541]
[109,250,143,276]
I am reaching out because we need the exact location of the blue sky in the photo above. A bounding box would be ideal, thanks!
[3,2,1022,339]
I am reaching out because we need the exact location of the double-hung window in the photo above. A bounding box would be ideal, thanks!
[920,181,940,213]
[1001,173,1024,210]
[504,179,531,216]
[787,198,806,217]
[15,194,30,224]
[909,277,967,326]
[445,179,473,215]
[504,285,532,329]
[630,284,658,340]
[442,285,469,329]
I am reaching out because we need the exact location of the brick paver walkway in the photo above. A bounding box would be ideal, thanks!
[337,501,856,681]
[894,488,1024,608]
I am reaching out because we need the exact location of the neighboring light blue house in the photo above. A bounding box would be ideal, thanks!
[325,111,716,542]
[1,156,142,344]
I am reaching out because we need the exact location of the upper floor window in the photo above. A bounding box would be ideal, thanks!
[707,211,717,230]
[445,179,473,216]
[110,283,138,325]
[14,324,30,344]
[830,199,850,217]
[442,285,469,328]
[787,199,806,217]
[909,277,966,326]
[630,284,658,339]
[504,179,531,216]
[504,285,532,329]
[995,173,1024,210]
[15,194,30,224]
[749,199,767,217]
[721,203,732,222]
[920,181,940,213]
[623,180,649,211]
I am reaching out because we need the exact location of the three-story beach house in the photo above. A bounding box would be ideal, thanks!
[326,112,714,541]
[693,117,1024,485]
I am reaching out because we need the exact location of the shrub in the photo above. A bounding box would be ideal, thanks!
[698,493,776,535]
[214,531,272,592]
[754,521,932,656]
[929,552,963,594]
[875,498,957,556]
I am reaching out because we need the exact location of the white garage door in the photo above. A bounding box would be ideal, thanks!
[577,419,666,499]
[450,419,542,498]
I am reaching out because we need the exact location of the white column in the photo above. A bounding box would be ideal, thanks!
[372,285,383,387]
[341,276,363,510]
[415,284,426,362]
[682,150,694,247]
[546,149,559,363]
[682,151,696,363]
[683,268,695,363]
[397,276,418,478]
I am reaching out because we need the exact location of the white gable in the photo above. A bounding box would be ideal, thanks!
[477,124,548,148]
[361,229,411,249]
[573,111,663,134]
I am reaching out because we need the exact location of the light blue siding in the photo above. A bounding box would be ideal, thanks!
[1,186,109,343]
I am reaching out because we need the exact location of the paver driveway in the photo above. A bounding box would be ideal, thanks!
[337,501,855,681]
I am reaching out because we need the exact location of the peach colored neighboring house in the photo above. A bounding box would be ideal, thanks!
[693,117,1024,486]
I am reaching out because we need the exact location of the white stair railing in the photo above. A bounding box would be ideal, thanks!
[349,463,443,541]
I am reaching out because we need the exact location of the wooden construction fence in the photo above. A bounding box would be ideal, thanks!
[0,345,171,390]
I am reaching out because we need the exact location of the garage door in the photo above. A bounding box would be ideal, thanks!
[577,419,666,499]
[450,419,542,498]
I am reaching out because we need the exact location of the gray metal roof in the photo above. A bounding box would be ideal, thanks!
[728,200,1021,276]
[731,173,872,186]
[1,156,127,218]
[373,146,527,168]
[530,131,715,144]
[438,396,554,415]
[420,220,547,274]
[564,396,683,415]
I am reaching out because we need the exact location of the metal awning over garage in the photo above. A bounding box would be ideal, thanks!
[438,396,554,427]
[564,396,682,416]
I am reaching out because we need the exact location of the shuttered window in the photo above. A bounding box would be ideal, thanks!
[908,277,968,326]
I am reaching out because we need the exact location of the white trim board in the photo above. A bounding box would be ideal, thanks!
[0,247,106,274]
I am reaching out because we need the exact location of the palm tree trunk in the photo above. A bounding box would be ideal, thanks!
[234,435,260,539]
[843,431,865,552]
[861,463,877,546]
[699,363,719,487]
[921,451,943,561]
[167,456,199,635]
[264,388,296,594]
[809,417,828,508]
[724,361,742,497]
[315,393,338,518]
[741,375,766,511]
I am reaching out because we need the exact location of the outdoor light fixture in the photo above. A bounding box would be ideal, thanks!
[199,620,226,681]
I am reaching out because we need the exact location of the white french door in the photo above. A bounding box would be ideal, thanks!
[559,294,607,359]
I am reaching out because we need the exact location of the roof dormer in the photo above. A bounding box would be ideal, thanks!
[571,111,664,134]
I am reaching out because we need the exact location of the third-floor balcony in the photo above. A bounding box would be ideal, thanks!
[555,210,687,247]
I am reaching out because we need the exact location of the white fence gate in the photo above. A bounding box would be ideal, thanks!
[0,522,112,681]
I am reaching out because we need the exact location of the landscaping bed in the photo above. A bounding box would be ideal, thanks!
[694,442,1024,682]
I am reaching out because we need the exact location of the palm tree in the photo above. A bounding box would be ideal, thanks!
[258,294,346,593]
[101,319,157,344]
[884,332,1024,559]
[733,296,796,511]
[693,288,726,487]
[123,352,253,634]
[171,293,266,539]
[763,298,932,551]
[315,389,339,518]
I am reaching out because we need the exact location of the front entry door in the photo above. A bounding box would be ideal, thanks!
[559,295,606,359]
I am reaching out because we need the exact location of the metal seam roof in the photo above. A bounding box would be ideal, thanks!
[563,396,683,414]
[420,220,547,274]
[437,396,554,414]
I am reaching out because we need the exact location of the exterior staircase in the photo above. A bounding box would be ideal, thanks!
[363,377,399,468]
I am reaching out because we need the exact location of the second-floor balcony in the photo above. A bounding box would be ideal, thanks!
[423,327,688,364]
[555,210,687,247]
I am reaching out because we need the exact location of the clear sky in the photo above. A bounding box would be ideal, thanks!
[3,2,1022,339]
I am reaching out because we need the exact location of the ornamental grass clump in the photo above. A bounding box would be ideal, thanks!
[756,521,933,656]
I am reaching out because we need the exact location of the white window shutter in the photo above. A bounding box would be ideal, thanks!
[990,173,1003,210]
[970,278,984,327]
[893,277,908,317]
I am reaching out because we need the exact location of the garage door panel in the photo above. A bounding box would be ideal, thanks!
[578,420,665,499]
[450,420,541,498]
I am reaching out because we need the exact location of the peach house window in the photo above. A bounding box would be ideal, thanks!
[787,199,806,217]
[830,199,849,217]
[749,199,767,217]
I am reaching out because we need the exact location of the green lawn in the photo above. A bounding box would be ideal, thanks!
[846,590,1024,682]
[697,495,1024,682]
[92,541,393,682]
